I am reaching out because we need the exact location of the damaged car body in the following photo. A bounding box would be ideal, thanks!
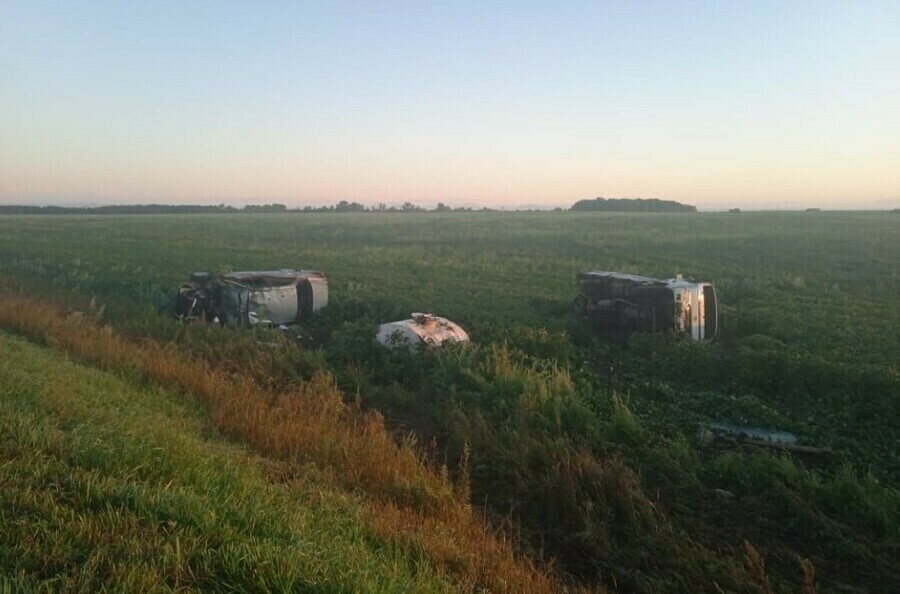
[575,271,718,341]
[173,269,328,327]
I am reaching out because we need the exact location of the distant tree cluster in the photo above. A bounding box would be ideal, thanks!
[570,197,697,213]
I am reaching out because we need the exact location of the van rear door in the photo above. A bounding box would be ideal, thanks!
[702,284,718,340]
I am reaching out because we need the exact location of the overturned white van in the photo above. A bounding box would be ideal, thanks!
[376,313,470,350]
[575,271,718,342]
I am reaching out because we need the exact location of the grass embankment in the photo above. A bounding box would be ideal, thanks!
[0,330,453,592]
[0,293,570,593]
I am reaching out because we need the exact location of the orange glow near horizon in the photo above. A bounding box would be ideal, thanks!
[2,2,898,210]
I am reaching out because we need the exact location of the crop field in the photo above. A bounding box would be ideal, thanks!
[0,211,898,593]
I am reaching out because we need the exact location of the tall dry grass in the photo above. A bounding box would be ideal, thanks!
[0,290,591,593]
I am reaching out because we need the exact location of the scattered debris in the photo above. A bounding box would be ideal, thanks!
[708,422,798,444]
[171,269,328,327]
[575,271,718,341]
[698,423,831,456]
[696,427,718,447]
[714,488,736,501]
[376,313,470,350]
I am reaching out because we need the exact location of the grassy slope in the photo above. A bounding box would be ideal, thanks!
[0,330,453,593]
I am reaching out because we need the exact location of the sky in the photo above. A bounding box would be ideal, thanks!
[1,1,899,210]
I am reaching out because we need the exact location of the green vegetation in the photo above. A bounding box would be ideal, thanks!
[0,211,897,592]
[0,330,455,593]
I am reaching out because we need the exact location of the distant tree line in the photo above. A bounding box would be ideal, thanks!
[310,201,481,213]
[570,197,697,212]
[0,201,498,215]
[0,204,244,215]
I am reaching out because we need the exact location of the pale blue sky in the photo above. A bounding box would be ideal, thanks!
[2,1,898,209]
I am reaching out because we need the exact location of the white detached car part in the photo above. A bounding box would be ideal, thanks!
[376,313,470,350]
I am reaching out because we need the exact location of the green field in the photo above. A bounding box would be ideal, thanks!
[1,211,898,593]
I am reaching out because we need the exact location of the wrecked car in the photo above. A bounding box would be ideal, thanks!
[376,313,469,350]
[173,269,328,327]
[575,271,718,341]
